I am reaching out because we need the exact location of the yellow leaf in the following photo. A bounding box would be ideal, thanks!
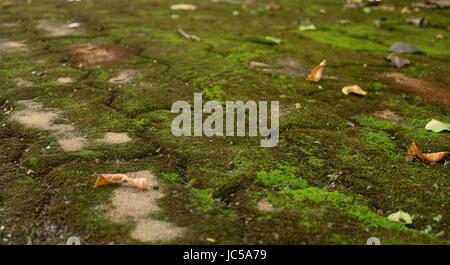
[341,85,368,96]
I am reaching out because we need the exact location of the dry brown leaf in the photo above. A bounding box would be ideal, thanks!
[407,142,449,162]
[307,60,326,82]
[341,85,368,96]
[94,173,149,190]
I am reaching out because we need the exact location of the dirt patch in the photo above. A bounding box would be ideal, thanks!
[9,100,87,151]
[382,72,450,107]
[105,170,186,243]
[14,77,33,87]
[56,77,74,84]
[256,198,275,212]
[373,109,402,121]
[36,19,79,37]
[68,44,128,64]
[0,40,27,53]
[108,70,141,84]
[57,135,88,152]
[96,132,132,144]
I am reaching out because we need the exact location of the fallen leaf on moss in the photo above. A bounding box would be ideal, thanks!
[389,42,420,54]
[401,6,411,14]
[388,210,413,224]
[246,36,281,45]
[94,173,149,190]
[178,28,200,41]
[425,119,450,132]
[170,4,197,11]
[386,53,410,68]
[374,17,387,29]
[341,85,368,96]
[307,60,326,82]
[406,17,428,27]
[299,24,317,31]
[407,142,449,162]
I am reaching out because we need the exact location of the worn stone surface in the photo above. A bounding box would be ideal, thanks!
[0,0,449,245]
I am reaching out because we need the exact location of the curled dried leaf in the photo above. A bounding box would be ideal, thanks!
[341,85,368,96]
[407,142,449,162]
[307,60,326,82]
[94,173,149,190]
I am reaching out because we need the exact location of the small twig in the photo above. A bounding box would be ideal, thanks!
[177,28,200,42]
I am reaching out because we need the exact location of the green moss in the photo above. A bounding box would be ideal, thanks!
[2,0,450,244]
[29,156,39,167]
[77,150,102,160]
[302,23,450,55]
[191,188,216,213]
[280,187,353,204]
[256,165,309,189]
[202,84,225,102]
[16,176,34,185]
[300,30,385,52]
[354,116,398,130]
[362,130,400,160]
[307,156,325,168]
[371,82,387,91]
[97,70,109,82]
[277,187,414,232]
[299,219,312,231]
[161,172,183,184]
[131,118,149,133]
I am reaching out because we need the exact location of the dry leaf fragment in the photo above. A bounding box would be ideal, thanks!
[386,53,411,68]
[341,85,368,96]
[94,173,149,190]
[436,33,444,40]
[406,17,428,27]
[388,210,413,225]
[401,6,411,14]
[307,60,326,82]
[374,18,387,29]
[299,24,317,31]
[425,119,450,132]
[407,142,449,162]
[246,36,281,45]
[177,28,200,41]
[170,4,197,11]
[249,61,271,69]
